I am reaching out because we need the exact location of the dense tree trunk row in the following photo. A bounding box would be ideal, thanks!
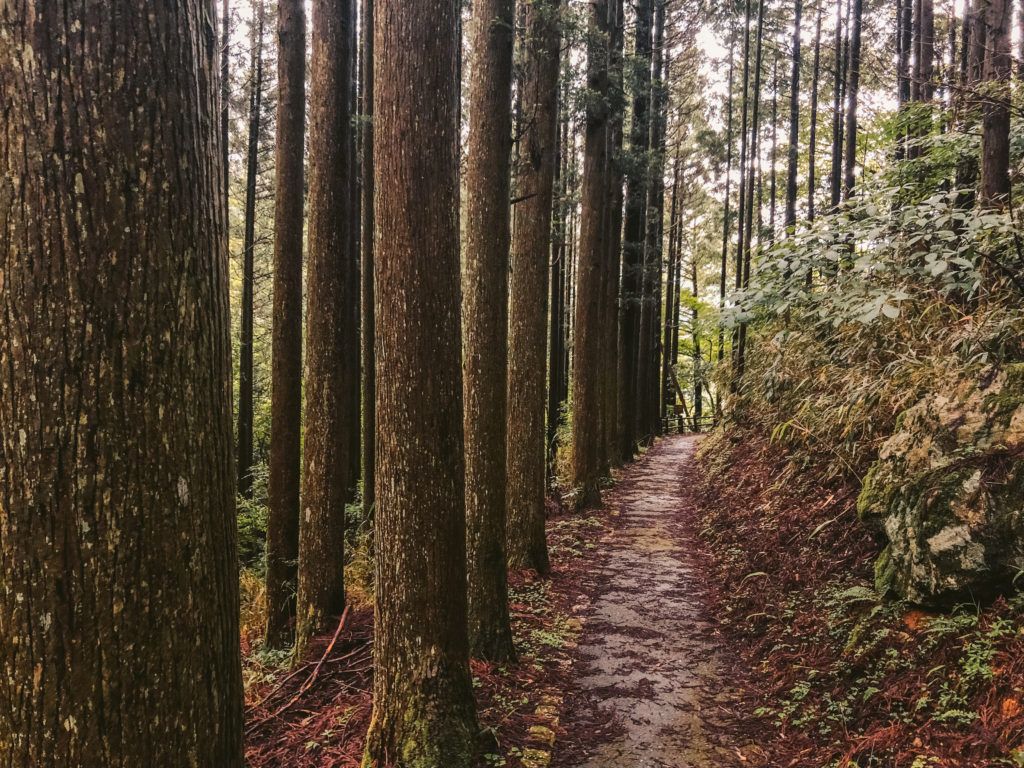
[0,0,692,761]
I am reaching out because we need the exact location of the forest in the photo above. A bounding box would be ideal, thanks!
[2,0,1024,765]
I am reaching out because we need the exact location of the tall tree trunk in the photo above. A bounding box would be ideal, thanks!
[346,0,362,503]
[547,139,566,479]
[970,0,987,84]
[221,0,231,205]
[830,0,846,209]
[737,0,765,381]
[808,5,822,223]
[690,254,703,431]
[962,0,974,86]
[718,35,735,363]
[618,0,653,460]
[669,213,684,419]
[463,0,516,662]
[732,0,753,382]
[602,0,626,470]
[0,0,244,763]
[1017,0,1024,79]
[784,0,803,230]
[361,0,479,761]
[843,0,863,198]
[360,0,376,522]
[547,94,571,481]
[916,0,935,101]
[897,0,908,103]
[571,0,612,508]
[661,157,681,422]
[265,0,307,649]
[769,53,779,240]
[238,0,265,499]
[981,0,1012,206]
[295,0,354,659]
[896,0,912,158]
[638,0,668,439]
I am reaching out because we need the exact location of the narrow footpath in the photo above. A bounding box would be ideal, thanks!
[553,436,752,768]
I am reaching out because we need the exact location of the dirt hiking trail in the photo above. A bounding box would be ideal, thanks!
[554,435,752,768]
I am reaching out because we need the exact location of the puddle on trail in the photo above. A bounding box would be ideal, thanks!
[556,436,754,768]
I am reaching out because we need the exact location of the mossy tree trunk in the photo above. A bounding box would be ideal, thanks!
[508,0,562,575]
[0,0,243,763]
[362,0,479,763]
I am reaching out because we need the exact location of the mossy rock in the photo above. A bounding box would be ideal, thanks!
[858,364,1024,605]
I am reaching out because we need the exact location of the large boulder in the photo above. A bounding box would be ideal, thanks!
[857,364,1024,605]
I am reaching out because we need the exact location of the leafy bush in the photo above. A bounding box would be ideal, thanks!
[722,113,1024,481]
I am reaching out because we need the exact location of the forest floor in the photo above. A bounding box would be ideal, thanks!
[243,434,763,767]
[242,430,1024,767]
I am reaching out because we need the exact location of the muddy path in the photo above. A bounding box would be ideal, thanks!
[553,435,751,768]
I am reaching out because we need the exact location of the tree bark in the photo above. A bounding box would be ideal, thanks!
[361,0,479,762]
[737,0,765,381]
[265,0,307,649]
[690,251,703,431]
[361,0,376,523]
[221,0,231,205]
[969,0,987,84]
[732,0,753,383]
[829,0,846,209]
[784,0,802,230]
[295,0,354,659]
[617,0,653,461]
[769,54,779,240]
[808,5,822,223]
[662,156,681,422]
[843,0,863,198]
[1017,0,1024,79]
[346,0,362,503]
[571,0,612,508]
[463,0,516,662]
[0,0,244,763]
[509,0,562,575]
[602,0,625,470]
[638,0,668,438]
[981,0,1012,206]
[915,0,935,101]
[238,0,265,499]
[719,34,735,362]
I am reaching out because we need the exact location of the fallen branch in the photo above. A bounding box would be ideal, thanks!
[247,606,352,733]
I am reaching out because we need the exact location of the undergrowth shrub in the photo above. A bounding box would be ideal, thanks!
[724,115,1024,483]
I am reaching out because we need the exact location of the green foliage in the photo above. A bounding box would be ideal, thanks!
[721,113,1024,482]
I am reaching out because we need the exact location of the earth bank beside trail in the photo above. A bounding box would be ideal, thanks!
[688,427,1024,767]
